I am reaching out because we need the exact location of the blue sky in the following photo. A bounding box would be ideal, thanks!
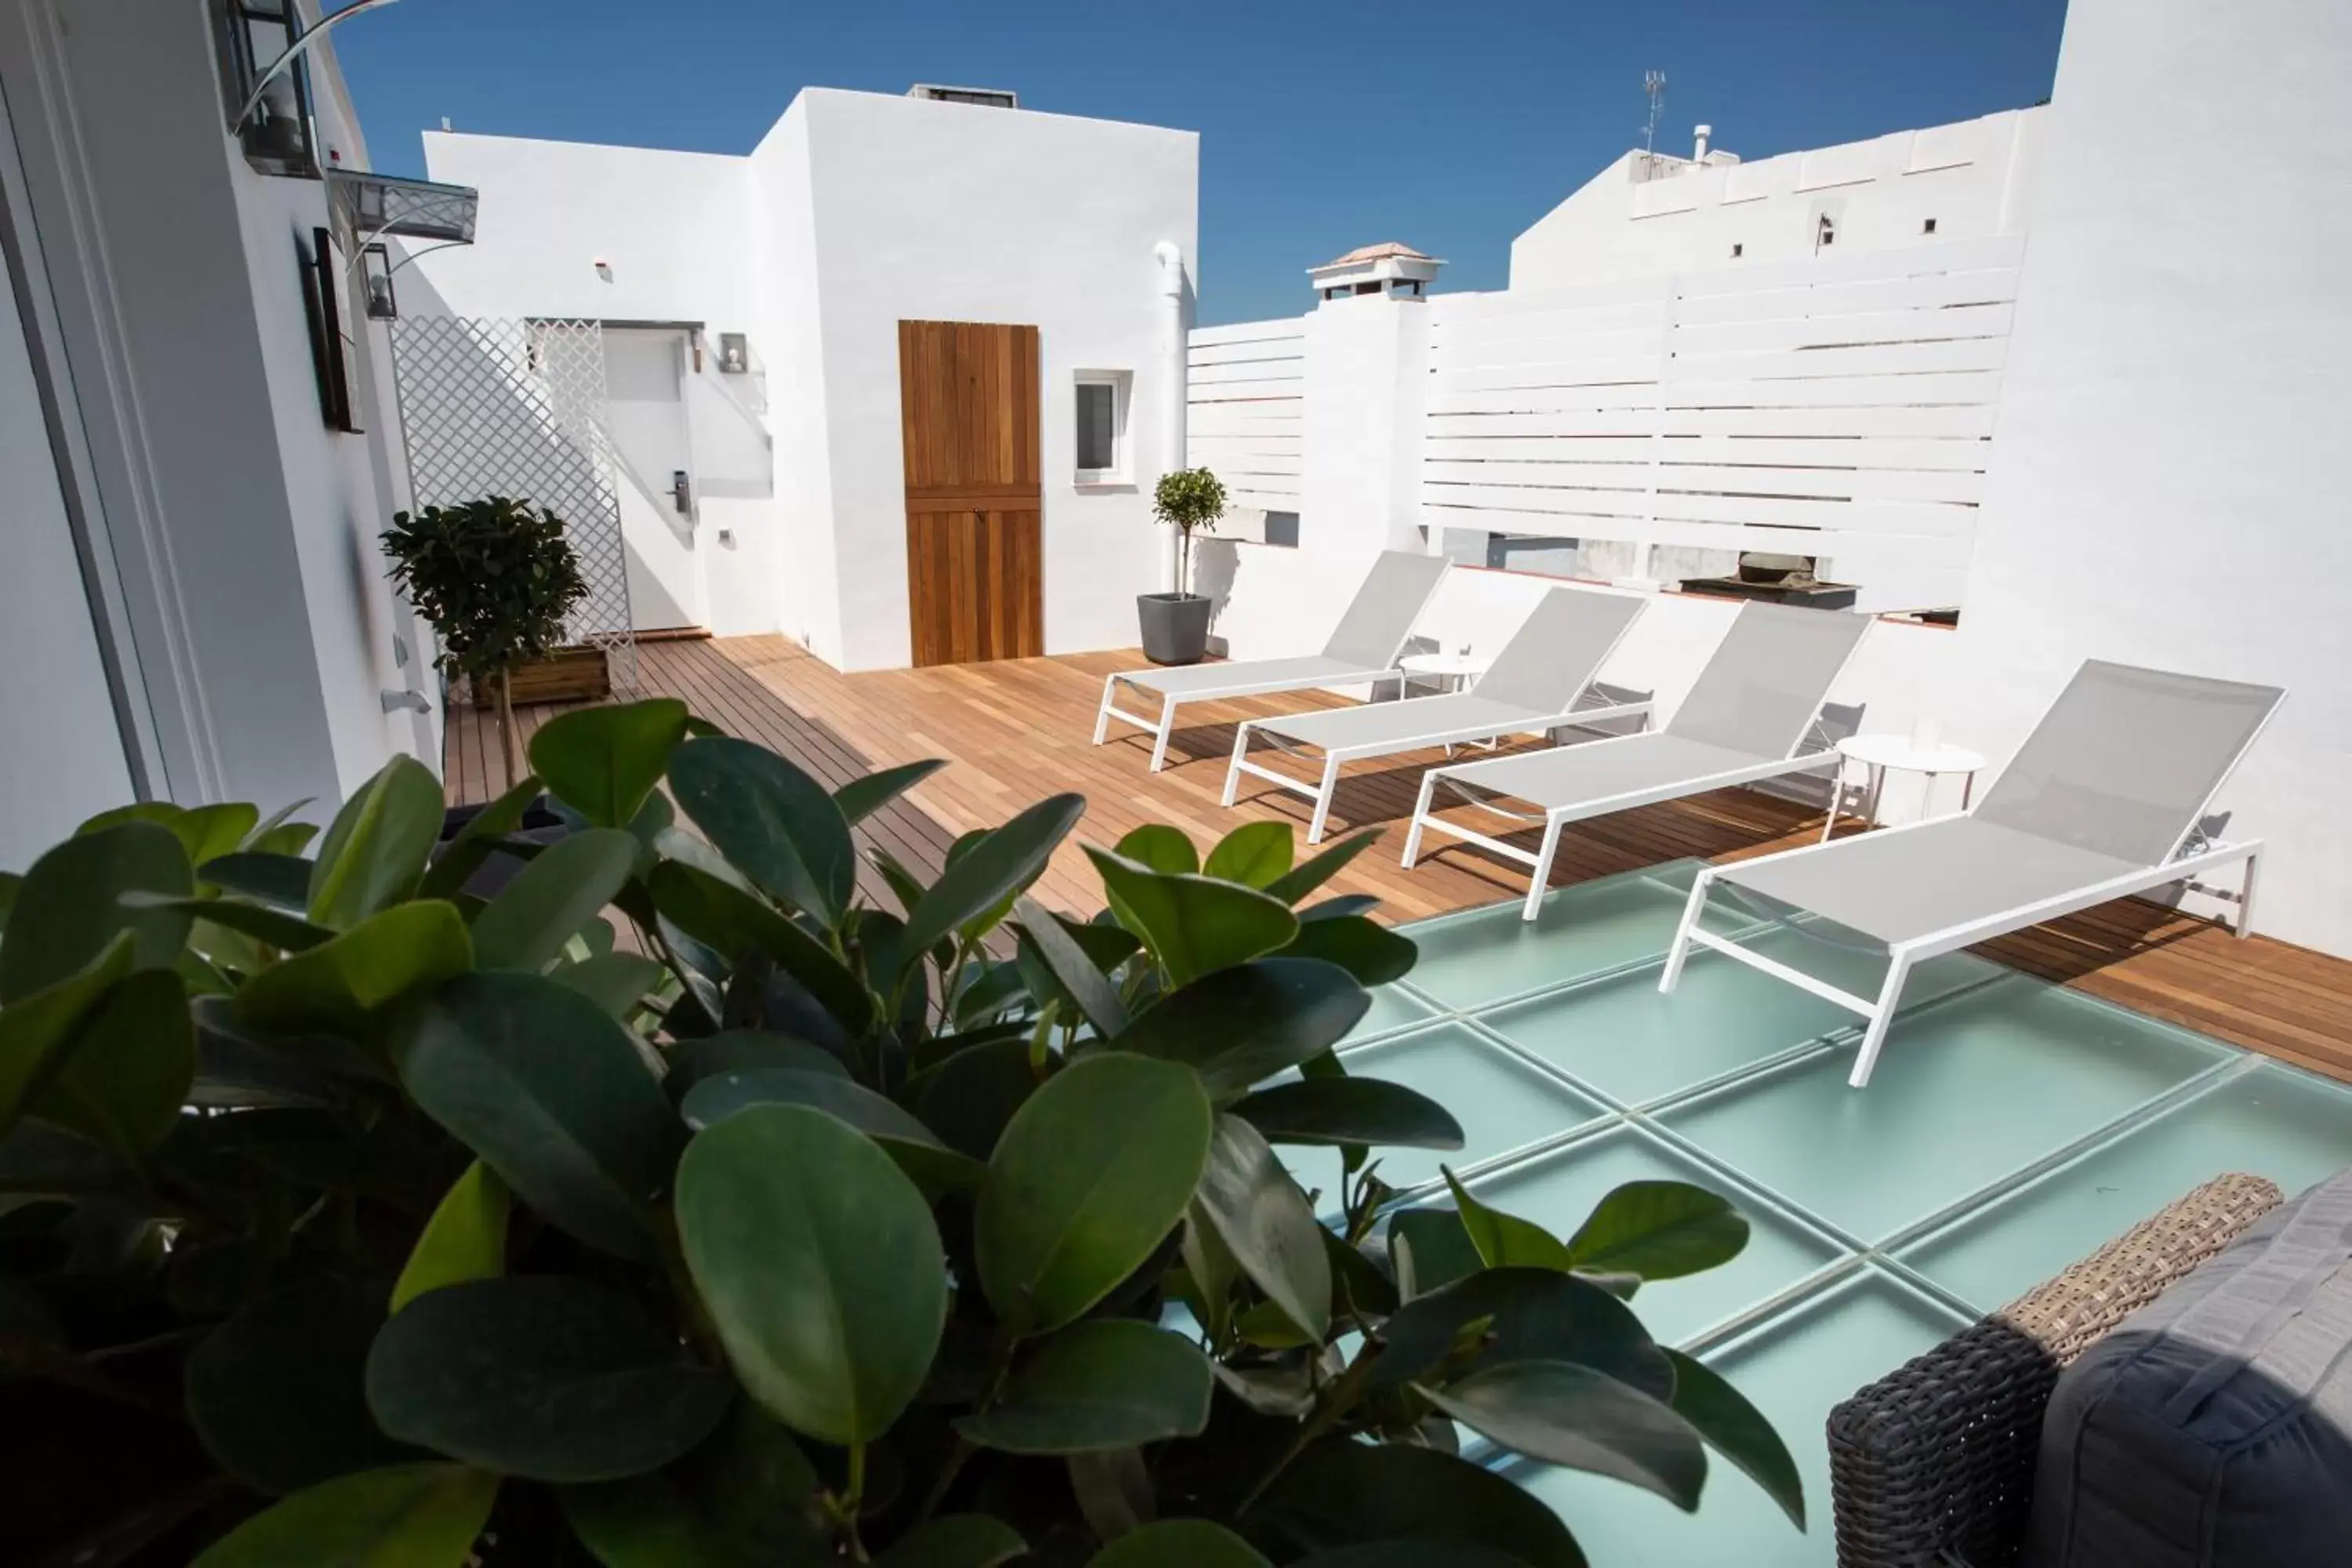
[336,0,2068,325]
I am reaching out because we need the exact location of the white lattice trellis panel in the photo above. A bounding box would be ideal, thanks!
[389,316,637,690]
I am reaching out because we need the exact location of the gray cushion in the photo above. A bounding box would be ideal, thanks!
[2023,1167,2352,1568]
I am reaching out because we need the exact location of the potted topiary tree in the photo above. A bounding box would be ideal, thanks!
[383,496,591,791]
[1140,466,1226,665]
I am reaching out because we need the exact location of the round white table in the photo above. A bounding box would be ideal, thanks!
[1823,733,1989,840]
[1398,650,1492,694]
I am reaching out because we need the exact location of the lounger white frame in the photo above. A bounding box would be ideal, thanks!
[1402,604,1871,923]
[1657,691,2281,1091]
[1224,693,1655,846]
[1091,551,1449,772]
[1403,736,1849,923]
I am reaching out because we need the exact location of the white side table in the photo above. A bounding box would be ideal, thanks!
[1823,734,1989,840]
[1397,650,1491,695]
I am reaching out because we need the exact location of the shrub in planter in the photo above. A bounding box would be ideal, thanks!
[1141,467,1226,666]
[0,706,1802,1566]
[383,496,591,789]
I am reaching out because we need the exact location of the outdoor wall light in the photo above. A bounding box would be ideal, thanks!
[361,243,397,319]
[719,332,750,373]
[213,1,403,179]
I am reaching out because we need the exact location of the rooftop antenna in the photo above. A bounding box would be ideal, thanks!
[1642,70,1667,154]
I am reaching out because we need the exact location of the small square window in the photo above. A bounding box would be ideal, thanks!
[1074,372,1130,485]
[1922,216,1939,234]
[1730,242,1744,258]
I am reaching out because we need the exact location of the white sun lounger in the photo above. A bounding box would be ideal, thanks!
[1402,601,1873,922]
[1220,587,1651,844]
[1091,550,1450,772]
[1660,660,2285,1089]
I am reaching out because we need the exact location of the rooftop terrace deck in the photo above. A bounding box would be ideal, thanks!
[446,633,2352,1085]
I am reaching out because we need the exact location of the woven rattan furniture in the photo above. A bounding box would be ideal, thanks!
[1826,1171,2285,1568]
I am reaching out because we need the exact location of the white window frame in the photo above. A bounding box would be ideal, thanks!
[1073,369,1131,487]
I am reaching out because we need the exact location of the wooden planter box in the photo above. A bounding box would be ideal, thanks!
[473,646,611,710]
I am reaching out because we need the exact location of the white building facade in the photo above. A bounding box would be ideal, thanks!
[415,89,1200,672]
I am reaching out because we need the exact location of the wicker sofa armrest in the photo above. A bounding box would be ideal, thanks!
[1825,1172,2283,1568]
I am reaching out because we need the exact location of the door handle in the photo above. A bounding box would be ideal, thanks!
[672,470,691,514]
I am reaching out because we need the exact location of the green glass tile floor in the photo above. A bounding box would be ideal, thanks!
[1360,860,2352,1568]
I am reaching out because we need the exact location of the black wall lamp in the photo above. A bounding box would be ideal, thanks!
[213,0,403,178]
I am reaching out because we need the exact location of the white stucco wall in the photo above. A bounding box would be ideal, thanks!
[1951,0,2352,956]
[1512,109,2042,291]
[0,212,134,862]
[786,89,1196,670]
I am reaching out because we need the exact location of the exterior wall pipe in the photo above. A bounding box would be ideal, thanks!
[1154,240,1187,591]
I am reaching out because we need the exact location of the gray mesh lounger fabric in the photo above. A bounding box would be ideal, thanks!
[1318,550,1454,671]
[1119,655,1384,701]
[1247,588,1646,753]
[1438,734,1774,813]
[1716,818,2144,946]
[1664,601,1878,755]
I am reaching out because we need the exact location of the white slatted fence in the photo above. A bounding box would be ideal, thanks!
[1186,316,1305,512]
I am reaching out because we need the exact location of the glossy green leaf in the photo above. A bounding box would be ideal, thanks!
[200,850,316,910]
[561,1475,735,1567]
[911,1036,1040,1161]
[1421,1359,1708,1512]
[1298,893,1381,923]
[1371,1267,1671,1399]
[834,757,948,826]
[1260,829,1381,906]
[663,1029,847,1098]
[1323,1228,1399,1318]
[900,794,1087,964]
[27,968,193,1156]
[391,1162,511,1313]
[419,775,543,901]
[956,1319,1212,1454]
[1194,1113,1331,1341]
[1253,1443,1582,1568]
[874,1515,1027,1568]
[0,821,191,1003]
[1086,849,1298,987]
[977,1052,1213,1335]
[84,800,260,869]
[668,736,856,926]
[1111,960,1369,1100]
[393,972,683,1261]
[1445,1169,1576,1272]
[470,828,638,972]
[1565,1180,1750,1282]
[1232,1076,1462,1151]
[1112,824,1197,876]
[677,1105,947,1445]
[529,699,691,828]
[1664,1348,1804,1530]
[1276,915,1417,987]
[308,755,446,929]
[189,1463,498,1568]
[552,951,667,1018]
[1203,820,1293,887]
[680,1068,983,1194]
[187,1278,407,1495]
[1386,1209,1484,1300]
[368,1277,732,1482]
[0,937,136,1139]
[644,861,873,1034]
[128,893,331,953]
[1011,894,1126,1036]
[1090,1519,1269,1567]
[235,902,473,1041]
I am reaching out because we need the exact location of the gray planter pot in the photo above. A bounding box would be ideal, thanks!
[1138,592,1213,665]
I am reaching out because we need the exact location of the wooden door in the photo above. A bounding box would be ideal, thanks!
[898,320,1043,666]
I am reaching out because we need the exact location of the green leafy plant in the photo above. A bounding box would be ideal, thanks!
[0,705,1802,1566]
[1152,466,1227,597]
[382,496,590,789]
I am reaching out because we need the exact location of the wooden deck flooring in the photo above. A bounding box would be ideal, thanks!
[447,634,2352,1085]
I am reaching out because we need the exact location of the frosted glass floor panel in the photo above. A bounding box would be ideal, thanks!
[1344,982,1439,1045]
[1506,1269,1969,1568]
[1451,1125,1850,1347]
[1483,930,1998,1108]
[1896,1062,2352,1309]
[1657,978,2230,1242]
[1403,862,1746,1012]
[1338,1024,1610,1190]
